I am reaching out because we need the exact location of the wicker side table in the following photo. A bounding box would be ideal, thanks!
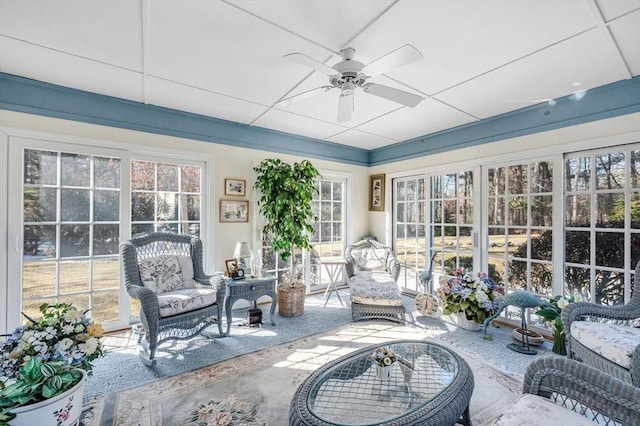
[224,276,277,335]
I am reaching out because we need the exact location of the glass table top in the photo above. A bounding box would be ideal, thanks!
[306,341,461,425]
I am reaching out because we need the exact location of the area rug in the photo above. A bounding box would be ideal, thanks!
[82,321,524,426]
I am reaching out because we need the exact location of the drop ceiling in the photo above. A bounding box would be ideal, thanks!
[0,0,638,150]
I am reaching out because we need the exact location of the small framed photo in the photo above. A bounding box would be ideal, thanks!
[225,258,239,276]
[220,200,249,223]
[369,174,385,212]
[225,178,246,196]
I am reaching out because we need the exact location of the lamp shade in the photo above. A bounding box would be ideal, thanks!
[233,241,251,259]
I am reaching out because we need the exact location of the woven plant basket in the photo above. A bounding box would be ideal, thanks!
[278,283,306,317]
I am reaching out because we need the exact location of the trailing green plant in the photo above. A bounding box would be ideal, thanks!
[0,358,82,424]
[253,159,320,284]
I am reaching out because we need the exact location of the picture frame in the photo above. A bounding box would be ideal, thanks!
[224,178,246,196]
[225,258,239,276]
[369,174,385,212]
[220,200,249,223]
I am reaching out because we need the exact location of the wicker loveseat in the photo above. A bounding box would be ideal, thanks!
[562,260,640,387]
[344,240,405,323]
[120,232,225,365]
[493,357,640,425]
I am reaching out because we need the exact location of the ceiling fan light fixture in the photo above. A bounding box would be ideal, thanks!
[342,81,355,95]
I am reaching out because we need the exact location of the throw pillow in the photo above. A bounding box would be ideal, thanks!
[139,255,185,294]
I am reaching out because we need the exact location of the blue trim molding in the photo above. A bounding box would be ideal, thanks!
[0,73,369,166]
[369,77,640,166]
[1,73,638,166]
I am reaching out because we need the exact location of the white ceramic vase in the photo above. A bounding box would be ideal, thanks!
[454,312,481,331]
[9,369,86,426]
[375,364,393,380]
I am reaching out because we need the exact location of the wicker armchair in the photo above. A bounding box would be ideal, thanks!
[494,357,640,425]
[120,232,225,366]
[562,260,640,387]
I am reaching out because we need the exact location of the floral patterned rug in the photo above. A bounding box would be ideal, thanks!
[81,320,524,426]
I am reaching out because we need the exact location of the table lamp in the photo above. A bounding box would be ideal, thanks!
[233,241,251,271]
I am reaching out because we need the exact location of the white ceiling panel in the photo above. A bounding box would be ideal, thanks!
[435,28,631,119]
[347,0,597,95]
[326,129,397,150]
[253,108,347,140]
[146,1,332,106]
[356,98,477,142]
[0,0,142,71]
[0,36,144,102]
[595,0,640,21]
[144,77,269,125]
[608,10,640,75]
[0,0,638,151]
[226,0,394,52]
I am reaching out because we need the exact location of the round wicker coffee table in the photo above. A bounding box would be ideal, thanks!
[289,340,474,426]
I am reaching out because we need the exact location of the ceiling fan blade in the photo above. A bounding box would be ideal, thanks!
[337,91,354,123]
[363,83,423,107]
[361,44,423,77]
[283,53,337,76]
[275,86,333,108]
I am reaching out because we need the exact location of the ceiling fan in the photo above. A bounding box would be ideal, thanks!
[277,44,424,123]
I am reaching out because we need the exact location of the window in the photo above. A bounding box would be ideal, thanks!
[486,160,554,295]
[393,176,427,291]
[130,160,202,237]
[564,147,640,304]
[430,170,475,282]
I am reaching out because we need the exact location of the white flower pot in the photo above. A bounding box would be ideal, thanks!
[375,364,393,380]
[9,369,86,426]
[453,313,481,331]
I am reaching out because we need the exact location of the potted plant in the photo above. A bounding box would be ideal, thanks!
[253,158,320,317]
[436,269,505,329]
[0,303,105,425]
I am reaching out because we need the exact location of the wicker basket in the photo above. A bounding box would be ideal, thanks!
[278,283,306,317]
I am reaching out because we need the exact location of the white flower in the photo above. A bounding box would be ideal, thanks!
[47,316,59,326]
[74,324,84,333]
[57,338,74,351]
[572,291,584,303]
[81,337,99,356]
[62,324,75,334]
[556,297,570,309]
[63,308,82,324]
[43,326,57,340]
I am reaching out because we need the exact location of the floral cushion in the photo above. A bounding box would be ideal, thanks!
[138,255,195,294]
[349,271,403,307]
[493,394,595,425]
[156,288,217,318]
[351,248,389,271]
[571,321,640,369]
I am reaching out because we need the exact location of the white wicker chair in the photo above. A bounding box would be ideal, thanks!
[562,260,640,387]
[120,232,225,366]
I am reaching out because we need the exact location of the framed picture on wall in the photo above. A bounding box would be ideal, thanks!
[220,200,249,222]
[224,178,246,196]
[369,174,385,212]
